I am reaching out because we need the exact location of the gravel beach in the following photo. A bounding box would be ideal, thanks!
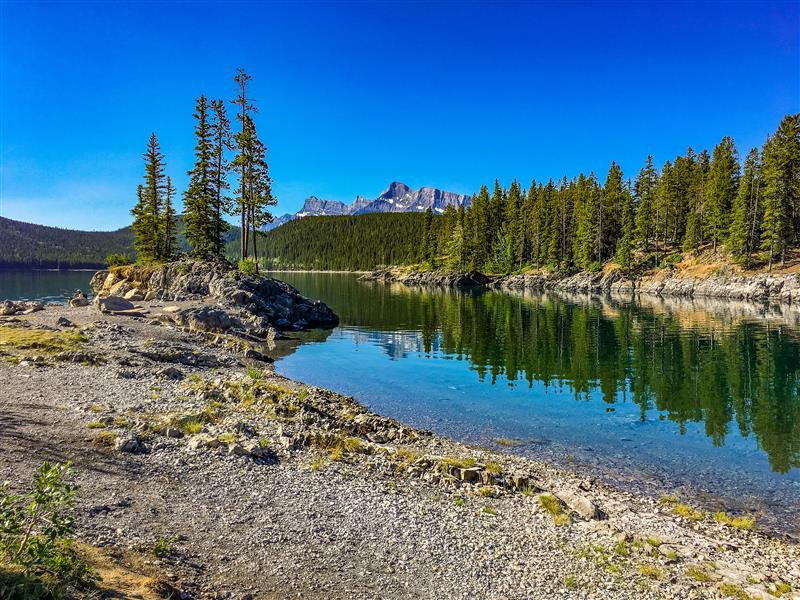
[1,300,798,599]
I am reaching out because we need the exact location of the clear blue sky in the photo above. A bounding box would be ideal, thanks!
[1,1,797,230]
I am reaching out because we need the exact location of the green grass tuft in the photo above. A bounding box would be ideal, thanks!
[714,511,756,531]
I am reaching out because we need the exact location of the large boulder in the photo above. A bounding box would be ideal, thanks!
[94,295,135,313]
[91,259,338,331]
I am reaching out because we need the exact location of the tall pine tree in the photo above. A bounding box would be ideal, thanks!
[183,95,216,256]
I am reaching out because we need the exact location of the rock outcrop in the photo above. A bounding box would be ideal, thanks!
[493,270,800,304]
[361,266,800,304]
[360,268,490,287]
[91,259,339,331]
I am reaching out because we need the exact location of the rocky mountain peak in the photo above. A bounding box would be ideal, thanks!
[379,181,412,199]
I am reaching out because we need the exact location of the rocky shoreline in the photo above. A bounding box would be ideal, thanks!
[361,266,800,305]
[2,265,799,598]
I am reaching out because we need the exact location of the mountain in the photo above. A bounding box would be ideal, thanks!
[262,182,470,231]
[0,215,240,269]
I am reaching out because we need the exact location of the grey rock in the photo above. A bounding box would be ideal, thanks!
[158,366,184,380]
[115,436,146,454]
[95,295,135,313]
[56,316,75,328]
[188,433,222,450]
[554,488,605,520]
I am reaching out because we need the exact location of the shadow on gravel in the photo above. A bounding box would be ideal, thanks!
[0,402,143,481]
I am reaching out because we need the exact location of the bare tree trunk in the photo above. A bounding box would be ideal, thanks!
[251,205,259,274]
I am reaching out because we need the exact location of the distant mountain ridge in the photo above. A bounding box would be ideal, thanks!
[263,181,470,231]
[0,215,239,270]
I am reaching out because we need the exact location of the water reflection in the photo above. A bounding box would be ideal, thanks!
[274,273,800,475]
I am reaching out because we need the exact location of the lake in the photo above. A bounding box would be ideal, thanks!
[0,269,95,303]
[3,269,799,534]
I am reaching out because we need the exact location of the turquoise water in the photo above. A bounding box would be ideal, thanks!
[271,272,800,534]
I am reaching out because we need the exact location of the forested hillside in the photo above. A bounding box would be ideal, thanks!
[253,213,428,270]
[0,215,239,269]
[419,113,800,274]
[0,217,135,269]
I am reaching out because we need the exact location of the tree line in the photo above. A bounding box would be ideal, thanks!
[254,212,429,270]
[422,114,800,274]
[131,69,274,270]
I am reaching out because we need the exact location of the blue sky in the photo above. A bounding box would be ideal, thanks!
[1,1,797,230]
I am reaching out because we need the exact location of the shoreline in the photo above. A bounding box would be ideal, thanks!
[1,299,799,598]
[360,266,800,305]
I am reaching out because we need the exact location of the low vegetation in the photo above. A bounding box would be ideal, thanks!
[714,511,757,531]
[538,494,570,525]
[673,503,706,521]
[0,325,86,359]
[0,462,97,597]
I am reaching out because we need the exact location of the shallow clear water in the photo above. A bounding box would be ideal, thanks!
[6,269,799,532]
[271,272,800,534]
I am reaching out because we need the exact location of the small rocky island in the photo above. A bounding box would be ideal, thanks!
[1,260,798,599]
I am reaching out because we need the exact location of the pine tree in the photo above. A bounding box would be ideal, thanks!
[210,99,233,256]
[183,95,216,256]
[633,156,659,266]
[760,114,800,269]
[728,148,761,266]
[132,133,167,262]
[162,176,177,260]
[683,149,710,252]
[467,185,490,269]
[572,174,594,270]
[615,178,635,267]
[654,160,675,261]
[600,162,625,262]
[422,207,435,265]
[505,180,522,269]
[131,184,149,261]
[706,136,740,252]
[232,68,257,261]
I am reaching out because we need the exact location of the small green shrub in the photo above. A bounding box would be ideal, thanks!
[105,253,132,268]
[638,564,664,580]
[484,461,502,475]
[246,367,264,381]
[481,506,497,516]
[719,583,754,600]
[0,462,97,596]
[538,494,570,525]
[453,496,465,507]
[714,511,756,531]
[152,536,174,558]
[673,503,705,521]
[238,259,258,276]
[685,565,711,582]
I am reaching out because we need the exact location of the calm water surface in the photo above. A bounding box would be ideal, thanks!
[0,270,94,303]
[5,270,799,532]
[271,272,800,534]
